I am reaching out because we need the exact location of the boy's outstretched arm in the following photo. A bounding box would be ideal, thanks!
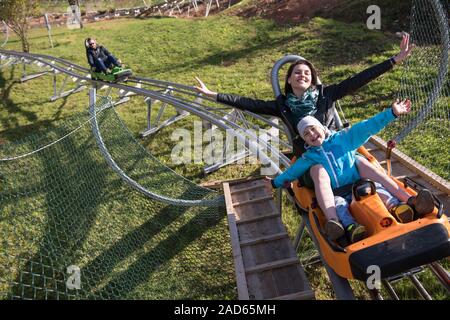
[338,99,411,151]
[271,156,315,188]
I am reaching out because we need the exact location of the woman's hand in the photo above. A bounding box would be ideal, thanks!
[393,32,414,64]
[194,77,218,99]
[392,99,411,116]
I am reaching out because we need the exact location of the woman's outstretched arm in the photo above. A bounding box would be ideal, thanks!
[194,76,281,117]
[194,76,218,100]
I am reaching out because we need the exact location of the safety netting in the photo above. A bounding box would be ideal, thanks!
[381,0,449,180]
[0,97,235,299]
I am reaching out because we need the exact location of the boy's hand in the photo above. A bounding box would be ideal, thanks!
[392,99,411,116]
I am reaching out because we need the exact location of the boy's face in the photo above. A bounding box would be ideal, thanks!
[303,126,325,146]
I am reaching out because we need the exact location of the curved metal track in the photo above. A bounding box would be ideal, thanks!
[88,93,224,207]
[0,49,291,207]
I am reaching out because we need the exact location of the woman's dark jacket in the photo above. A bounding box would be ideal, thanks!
[86,46,113,68]
[216,58,395,156]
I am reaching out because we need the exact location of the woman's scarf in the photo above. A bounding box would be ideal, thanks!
[286,87,319,126]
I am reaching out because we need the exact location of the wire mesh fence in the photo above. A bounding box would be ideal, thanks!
[381,0,449,180]
[0,97,236,299]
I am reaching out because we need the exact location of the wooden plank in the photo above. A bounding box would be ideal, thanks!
[246,271,277,299]
[435,191,448,197]
[394,174,420,180]
[364,141,379,151]
[223,182,250,300]
[271,264,311,297]
[232,195,273,207]
[233,200,278,222]
[239,232,289,247]
[238,216,285,242]
[236,212,280,225]
[245,257,300,274]
[378,159,400,165]
[200,176,263,190]
[366,148,386,161]
[224,178,313,300]
[230,182,269,203]
[231,183,267,194]
[391,163,442,193]
[270,290,316,300]
[236,200,281,237]
[241,238,296,267]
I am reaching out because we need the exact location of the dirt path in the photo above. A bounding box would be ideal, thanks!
[231,0,342,24]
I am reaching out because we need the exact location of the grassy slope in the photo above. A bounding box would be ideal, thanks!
[1,15,448,299]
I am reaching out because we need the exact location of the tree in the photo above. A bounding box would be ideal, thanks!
[68,0,83,29]
[0,0,39,52]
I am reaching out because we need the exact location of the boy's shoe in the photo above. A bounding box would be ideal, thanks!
[325,219,345,241]
[390,203,415,223]
[407,189,435,219]
[346,223,367,243]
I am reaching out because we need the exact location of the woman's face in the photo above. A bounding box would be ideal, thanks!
[88,39,97,49]
[288,64,312,93]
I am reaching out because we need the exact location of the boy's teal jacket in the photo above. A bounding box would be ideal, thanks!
[273,108,397,189]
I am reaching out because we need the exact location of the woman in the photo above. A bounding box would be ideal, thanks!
[194,34,413,237]
[86,37,122,74]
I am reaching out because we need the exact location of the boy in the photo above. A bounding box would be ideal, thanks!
[269,99,434,243]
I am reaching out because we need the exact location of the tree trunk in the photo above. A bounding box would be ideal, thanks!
[20,32,29,52]
[20,19,29,52]
[6,22,29,53]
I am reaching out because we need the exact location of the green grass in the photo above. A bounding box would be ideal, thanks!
[40,0,153,14]
[1,15,449,300]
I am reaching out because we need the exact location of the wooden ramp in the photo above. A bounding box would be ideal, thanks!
[366,136,450,212]
[223,179,315,300]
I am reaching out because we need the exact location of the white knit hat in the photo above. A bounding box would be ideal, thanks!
[297,116,326,139]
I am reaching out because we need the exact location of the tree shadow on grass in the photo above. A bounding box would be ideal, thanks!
[0,64,84,142]
[89,204,228,299]
[6,113,229,299]
[8,127,111,299]
[0,68,39,133]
